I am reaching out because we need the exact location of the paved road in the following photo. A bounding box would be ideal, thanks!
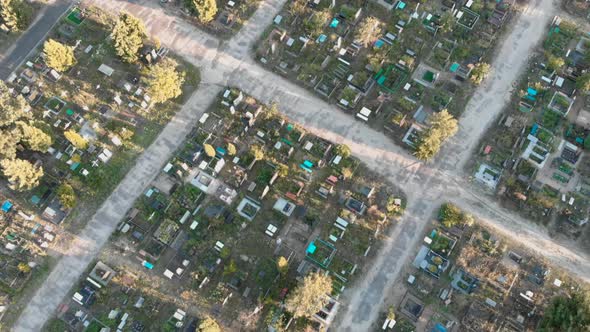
[0,0,72,80]
[12,0,590,330]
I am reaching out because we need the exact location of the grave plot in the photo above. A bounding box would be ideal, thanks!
[256,0,517,157]
[53,87,407,330]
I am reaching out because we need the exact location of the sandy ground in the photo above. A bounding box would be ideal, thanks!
[12,0,590,330]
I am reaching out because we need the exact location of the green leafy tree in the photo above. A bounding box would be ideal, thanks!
[470,62,491,85]
[143,58,185,104]
[285,272,332,318]
[439,203,463,228]
[354,16,382,47]
[0,80,29,127]
[0,128,21,159]
[414,110,458,161]
[111,12,146,63]
[190,0,217,23]
[18,122,51,152]
[57,183,76,209]
[196,317,221,332]
[577,73,590,93]
[43,39,76,72]
[64,130,88,150]
[0,0,31,32]
[1,158,43,191]
[539,291,590,331]
[203,143,215,157]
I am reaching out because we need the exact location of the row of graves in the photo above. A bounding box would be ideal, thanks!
[473,18,590,239]
[256,0,515,149]
[0,198,55,323]
[378,204,579,332]
[54,260,197,331]
[5,6,196,226]
[109,87,406,329]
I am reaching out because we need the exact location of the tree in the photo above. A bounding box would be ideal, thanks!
[304,9,330,37]
[414,110,458,161]
[64,130,88,149]
[43,39,76,72]
[289,0,307,17]
[250,145,264,161]
[223,259,237,276]
[334,144,351,158]
[277,163,289,177]
[285,272,332,318]
[1,158,43,191]
[196,317,221,332]
[0,80,29,127]
[577,73,590,93]
[0,0,31,32]
[0,128,21,159]
[203,144,215,157]
[539,291,590,332]
[226,143,236,156]
[354,16,382,47]
[341,167,353,179]
[111,12,146,63]
[277,256,288,275]
[439,203,463,228]
[387,306,396,321]
[19,122,52,152]
[57,183,76,209]
[17,262,31,273]
[190,0,217,23]
[546,52,565,71]
[470,62,491,85]
[143,58,185,104]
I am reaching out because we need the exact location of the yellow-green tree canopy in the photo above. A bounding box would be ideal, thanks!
[196,317,221,332]
[1,158,43,191]
[111,12,146,63]
[469,62,491,85]
[191,0,217,23]
[0,128,21,159]
[226,142,236,156]
[57,183,76,209]
[0,0,32,32]
[64,130,88,150]
[277,256,288,275]
[414,110,458,161]
[18,122,52,152]
[285,272,332,318]
[143,58,185,104]
[0,80,29,127]
[354,16,382,47]
[203,144,215,157]
[43,39,76,72]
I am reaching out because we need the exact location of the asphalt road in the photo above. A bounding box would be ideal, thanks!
[11,0,590,330]
[0,0,72,80]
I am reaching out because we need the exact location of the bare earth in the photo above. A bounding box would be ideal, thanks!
[11,0,590,330]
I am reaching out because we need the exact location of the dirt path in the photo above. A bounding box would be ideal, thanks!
[11,0,589,330]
